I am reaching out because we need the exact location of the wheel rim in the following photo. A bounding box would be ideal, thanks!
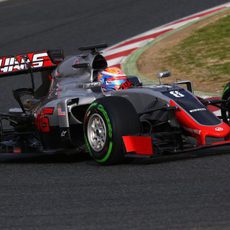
[87,113,107,152]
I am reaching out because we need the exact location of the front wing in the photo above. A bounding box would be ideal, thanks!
[123,135,230,160]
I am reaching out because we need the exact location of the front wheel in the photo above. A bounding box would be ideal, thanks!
[84,96,141,165]
[221,82,230,125]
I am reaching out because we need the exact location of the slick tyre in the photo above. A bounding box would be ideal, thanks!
[221,82,230,125]
[84,96,140,165]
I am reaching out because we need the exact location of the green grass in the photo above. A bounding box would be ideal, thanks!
[165,13,230,80]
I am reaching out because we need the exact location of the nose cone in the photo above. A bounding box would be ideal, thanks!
[210,122,230,137]
[200,122,230,145]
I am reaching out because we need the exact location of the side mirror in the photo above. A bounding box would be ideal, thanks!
[157,71,171,79]
[175,80,193,93]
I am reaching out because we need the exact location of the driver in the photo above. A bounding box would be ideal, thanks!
[97,67,133,92]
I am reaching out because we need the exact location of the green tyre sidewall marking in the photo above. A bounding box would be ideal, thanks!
[84,102,114,164]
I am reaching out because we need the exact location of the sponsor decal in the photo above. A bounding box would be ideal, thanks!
[215,127,224,132]
[0,51,54,74]
[58,106,66,116]
[169,91,185,98]
[61,130,67,137]
[189,108,206,113]
[119,79,133,89]
[83,82,101,89]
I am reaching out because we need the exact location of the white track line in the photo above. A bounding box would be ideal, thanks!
[103,2,230,113]
[104,3,229,54]
[104,40,150,56]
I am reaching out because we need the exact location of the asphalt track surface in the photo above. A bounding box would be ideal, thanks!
[0,0,229,229]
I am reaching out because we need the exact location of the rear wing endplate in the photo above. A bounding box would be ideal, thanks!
[0,50,64,77]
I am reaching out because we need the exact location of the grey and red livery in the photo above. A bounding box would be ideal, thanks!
[0,44,229,165]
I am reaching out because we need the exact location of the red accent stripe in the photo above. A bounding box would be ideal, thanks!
[208,105,220,112]
[109,29,172,50]
[109,64,121,68]
[170,100,230,145]
[123,136,153,156]
[168,7,226,26]
[105,48,137,60]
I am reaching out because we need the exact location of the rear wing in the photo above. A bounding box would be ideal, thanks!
[0,50,64,77]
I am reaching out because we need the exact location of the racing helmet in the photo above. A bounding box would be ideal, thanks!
[98,67,132,92]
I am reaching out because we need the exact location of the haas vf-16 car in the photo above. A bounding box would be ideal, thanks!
[0,44,229,164]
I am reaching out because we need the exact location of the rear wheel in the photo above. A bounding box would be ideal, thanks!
[84,96,140,165]
[221,82,230,125]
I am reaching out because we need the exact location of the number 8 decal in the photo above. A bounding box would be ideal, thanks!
[169,91,185,98]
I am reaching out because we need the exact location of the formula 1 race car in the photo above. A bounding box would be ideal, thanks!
[0,44,229,164]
